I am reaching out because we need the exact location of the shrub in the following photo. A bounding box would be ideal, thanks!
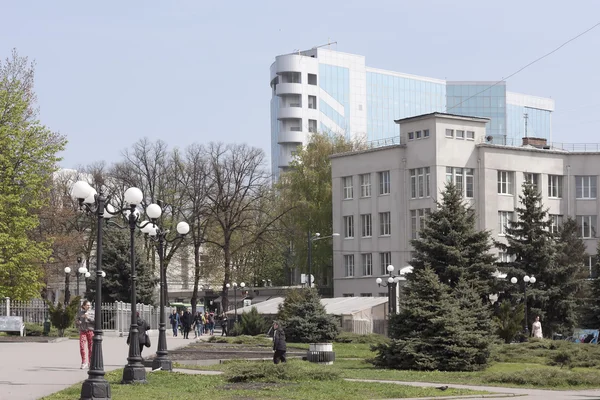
[223,360,340,383]
[550,350,574,369]
[483,368,600,387]
[47,296,81,337]
[237,307,269,336]
[25,323,43,337]
[334,332,389,345]
[494,301,524,344]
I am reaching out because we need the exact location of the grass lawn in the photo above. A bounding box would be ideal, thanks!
[40,365,487,400]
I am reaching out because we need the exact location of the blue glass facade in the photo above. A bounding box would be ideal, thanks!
[447,83,507,143]
[366,72,445,140]
[319,64,350,137]
[506,104,551,142]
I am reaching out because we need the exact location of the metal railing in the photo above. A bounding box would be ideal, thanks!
[480,136,600,152]
[365,136,402,149]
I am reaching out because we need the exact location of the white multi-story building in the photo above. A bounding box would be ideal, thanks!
[270,47,554,179]
[330,112,599,297]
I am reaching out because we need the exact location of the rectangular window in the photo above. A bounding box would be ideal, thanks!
[343,176,353,199]
[408,132,414,140]
[588,256,598,279]
[360,293,373,297]
[361,214,372,237]
[411,169,417,198]
[445,129,454,138]
[456,130,465,139]
[308,95,317,109]
[415,130,422,139]
[466,131,475,140]
[425,167,431,197]
[577,215,597,238]
[362,253,373,276]
[379,171,390,195]
[307,73,317,85]
[498,211,513,235]
[379,252,391,275]
[418,168,425,197]
[576,176,597,199]
[308,119,317,133]
[498,252,510,263]
[410,168,430,198]
[498,171,513,195]
[550,214,563,234]
[465,168,474,198]
[524,173,540,189]
[548,175,563,198]
[344,255,355,277]
[343,293,354,297]
[379,212,391,236]
[360,174,371,197]
[411,209,428,239]
[344,216,354,238]
[446,167,473,198]
[423,129,430,138]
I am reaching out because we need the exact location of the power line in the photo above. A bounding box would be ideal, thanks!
[448,21,600,111]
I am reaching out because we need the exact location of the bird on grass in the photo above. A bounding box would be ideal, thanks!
[436,385,449,391]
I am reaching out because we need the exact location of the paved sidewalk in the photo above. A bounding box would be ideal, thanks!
[0,330,210,400]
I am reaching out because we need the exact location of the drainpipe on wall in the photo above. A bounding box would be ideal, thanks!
[477,158,482,230]
[402,158,408,264]
[567,165,571,217]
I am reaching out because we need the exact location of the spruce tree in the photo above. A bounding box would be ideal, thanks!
[411,183,497,301]
[579,243,600,329]
[496,182,554,333]
[374,267,491,371]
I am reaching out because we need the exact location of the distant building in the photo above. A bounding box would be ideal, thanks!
[330,112,597,297]
[270,48,554,179]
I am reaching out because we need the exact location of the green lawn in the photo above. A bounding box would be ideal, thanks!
[40,366,486,400]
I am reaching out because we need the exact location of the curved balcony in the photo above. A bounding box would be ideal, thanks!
[278,129,306,144]
[277,107,303,120]
[276,83,303,96]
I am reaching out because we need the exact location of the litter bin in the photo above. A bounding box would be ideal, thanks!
[43,317,51,336]
[307,343,335,365]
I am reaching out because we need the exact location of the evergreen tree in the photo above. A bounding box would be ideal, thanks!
[494,301,525,343]
[411,183,497,301]
[276,288,339,343]
[374,267,491,371]
[579,243,600,329]
[546,218,587,335]
[496,182,555,331]
[86,227,157,305]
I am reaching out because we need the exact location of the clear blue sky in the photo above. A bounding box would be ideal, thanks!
[2,1,599,169]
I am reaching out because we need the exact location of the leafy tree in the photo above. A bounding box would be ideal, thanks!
[86,227,157,305]
[0,49,67,300]
[277,288,339,343]
[373,267,491,371]
[47,296,81,337]
[496,182,555,332]
[494,301,525,343]
[411,183,497,301]
[579,243,600,329]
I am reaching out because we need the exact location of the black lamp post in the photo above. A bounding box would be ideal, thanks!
[71,180,115,400]
[307,231,340,288]
[142,208,189,372]
[226,282,245,323]
[511,274,536,336]
[375,265,412,318]
[76,257,88,296]
[63,267,72,306]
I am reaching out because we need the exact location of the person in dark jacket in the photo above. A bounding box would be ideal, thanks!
[181,308,192,339]
[272,321,287,364]
[127,312,151,355]
[169,309,179,337]
[220,314,228,336]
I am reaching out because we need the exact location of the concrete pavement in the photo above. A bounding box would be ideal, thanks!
[0,330,209,400]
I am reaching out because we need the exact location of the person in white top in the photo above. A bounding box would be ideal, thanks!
[531,315,543,338]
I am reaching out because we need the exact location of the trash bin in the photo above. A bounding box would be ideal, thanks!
[307,343,335,365]
[43,317,51,336]
[553,333,563,341]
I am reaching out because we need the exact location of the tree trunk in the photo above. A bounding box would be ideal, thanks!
[190,244,202,315]
[222,241,231,314]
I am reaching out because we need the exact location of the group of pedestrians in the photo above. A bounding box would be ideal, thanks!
[169,308,223,338]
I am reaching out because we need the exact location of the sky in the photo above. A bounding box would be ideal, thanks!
[2,1,600,170]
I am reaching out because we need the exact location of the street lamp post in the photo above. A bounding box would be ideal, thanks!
[64,267,72,306]
[511,275,536,336]
[226,282,245,323]
[307,232,340,288]
[142,207,190,372]
[72,180,116,400]
[77,257,88,296]
[375,265,406,316]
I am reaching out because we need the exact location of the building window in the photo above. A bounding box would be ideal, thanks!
[410,167,430,198]
[308,95,317,110]
[498,211,513,235]
[308,119,317,133]
[343,176,353,199]
[360,293,373,297]
[423,129,430,138]
[497,171,513,195]
[344,255,355,277]
[308,73,317,85]
[466,131,475,140]
[411,209,428,239]
[344,216,354,238]
[548,175,563,198]
[379,212,391,236]
[445,129,454,138]
[379,252,391,275]
[577,215,597,238]
[446,167,474,198]
[362,253,373,276]
[360,174,371,197]
[498,252,511,263]
[415,130,422,139]
[361,214,372,237]
[408,132,414,140]
[550,214,563,234]
[343,293,354,297]
[379,171,390,195]
[524,173,540,189]
[378,292,387,297]
[588,256,598,279]
[576,176,597,199]
[456,130,465,139]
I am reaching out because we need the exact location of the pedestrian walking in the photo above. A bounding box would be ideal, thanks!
[75,300,94,369]
[169,309,179,337]
[181,308,192,339]
[193,311,204,338]
[127,312,151,355]
[532,316,543,338]
[220,313,228,336]
[272,321,287,364]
